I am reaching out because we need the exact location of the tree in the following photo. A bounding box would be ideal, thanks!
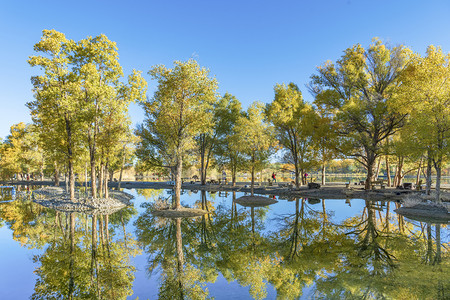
[395,46,450,202]
[309,38,410,189]
[137,60,218,209]
[212,93,244,186]
[71,34,124,198]
[235,102,275,194]
[28,30,81,200]
[266,83,317,187]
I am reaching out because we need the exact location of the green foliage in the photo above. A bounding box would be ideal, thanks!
[235,102,276,190]
[266,83,318,186]
[310,38,410,187]
[0,123,44,179]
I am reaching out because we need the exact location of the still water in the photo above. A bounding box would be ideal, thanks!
[0,188,448,299]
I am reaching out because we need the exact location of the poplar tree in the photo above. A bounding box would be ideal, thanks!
[138,60,218,209]
[28,30,81,200]
[396,46,450,202]
[214,93,244,186]
[71,34,123,198]
[309,39,410,189]
[235,102,275,195]
[266,83,316,188]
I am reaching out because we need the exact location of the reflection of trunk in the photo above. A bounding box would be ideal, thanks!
[251,207,255,234]
[230,191,237,229]
[435,224,441,264]
[321,199,327,239]
[395,202,405,233]
[288,198,302,260]
[99,215,105,251]
[67,213,75,300]
[426,223,433,264]
[175,218,184,291]
[91,214,100,297]
[357,202,395,271]
[121,212,128,249]
[384,202,390,233]
[201,190,208,211]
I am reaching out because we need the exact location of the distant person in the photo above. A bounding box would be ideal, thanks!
[222,171,227,184]
[304,173,308,181]
[272,172,277,183]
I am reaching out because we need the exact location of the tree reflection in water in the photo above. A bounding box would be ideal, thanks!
[135,194,211,299]
[1,192,448,299]
[0,197,140,300]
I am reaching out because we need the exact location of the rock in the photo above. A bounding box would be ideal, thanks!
[308,182,321,189]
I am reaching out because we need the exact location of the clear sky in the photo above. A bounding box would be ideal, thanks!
[1,0,450,139]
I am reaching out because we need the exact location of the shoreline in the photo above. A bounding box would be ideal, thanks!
[3,180,450,202]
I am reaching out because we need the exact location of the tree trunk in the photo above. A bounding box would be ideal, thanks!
[374,157,381,180]
[231,169,236,187]
[251,165,255,196]
[434,157,442,203]
[426,150,432,195]
[321,163,326,185]
[54,162,60,187]
[99,161,104,199]
[174,155,183,209]
[117,152,125,190]
[65,115,75,200]
[364,154,376,190]
[385,155,391,187]
[200,141,206,185]
[397,157,404,187]
[416,157,423,186]
[294,159,300,188]
[90,158,97,198]
[104,160,109,199]
[68,161,75,201]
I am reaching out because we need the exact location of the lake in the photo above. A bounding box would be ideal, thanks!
[0,187,448,299]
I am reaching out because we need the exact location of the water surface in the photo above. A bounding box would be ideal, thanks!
[0,187,448,299]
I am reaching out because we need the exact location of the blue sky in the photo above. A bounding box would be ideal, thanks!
[1,0,450,139]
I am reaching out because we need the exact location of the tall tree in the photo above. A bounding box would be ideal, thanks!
[395,46,450,202]
[235,102,275,195]
[28,30,81,200]
[266,83,316,188]
[71,34,124,198]
[137,60,218,209]
[214,93,244,186]
[309,38,410,189]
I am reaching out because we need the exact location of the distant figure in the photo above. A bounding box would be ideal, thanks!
[304,173,309,182]
[272,172,277,183]
[222,171,227,184]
